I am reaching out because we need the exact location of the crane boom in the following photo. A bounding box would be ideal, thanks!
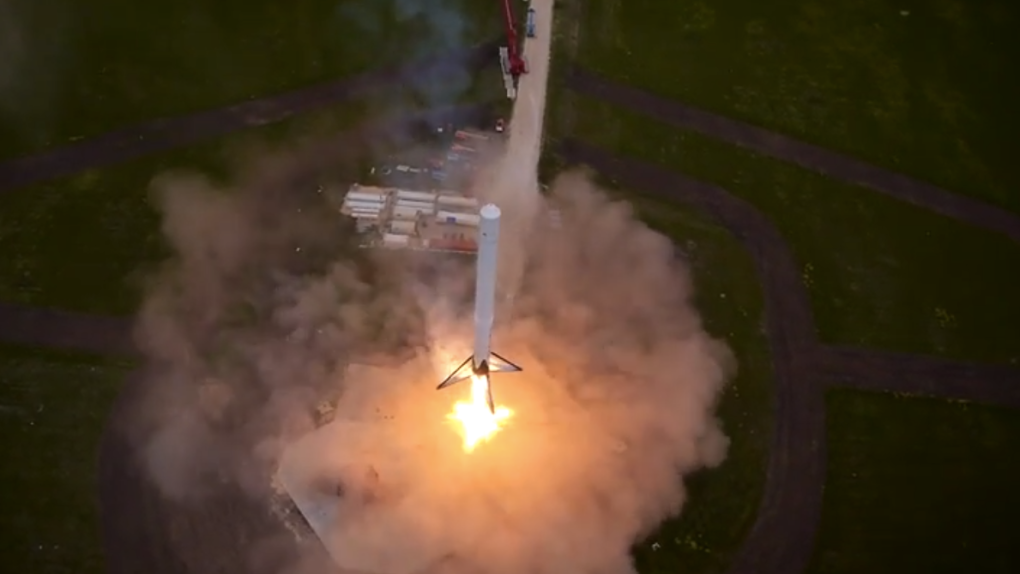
[501,0,527,77]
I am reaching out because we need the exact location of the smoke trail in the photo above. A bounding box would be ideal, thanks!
[334,0,480,109]
[128,137,733,574]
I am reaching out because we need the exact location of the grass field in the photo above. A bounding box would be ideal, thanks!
[811,389,1020,574]
[0,0,505,160]
[557,94,1020,365]
[574,0,1020,214]
[591,188,773,574]
[0,344,132,574]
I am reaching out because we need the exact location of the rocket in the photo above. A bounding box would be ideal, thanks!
[437,203,522,413]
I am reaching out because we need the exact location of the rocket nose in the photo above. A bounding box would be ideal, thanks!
[480,204,501,219]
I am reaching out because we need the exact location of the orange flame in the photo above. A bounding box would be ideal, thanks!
[447,375,513,452]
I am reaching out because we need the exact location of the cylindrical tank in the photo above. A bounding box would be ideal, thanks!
[382,233,410,247]
[436,210,481,227]
[437,195,479,208]
[396,190,436,202]
[395,199,434,211]
[389,220,416,235]
[346,192,387,203]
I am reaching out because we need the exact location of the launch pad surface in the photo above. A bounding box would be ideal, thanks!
[277,417,451,574]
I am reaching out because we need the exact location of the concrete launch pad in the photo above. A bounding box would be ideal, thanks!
[277,417,450,574]
[275,348,634,574]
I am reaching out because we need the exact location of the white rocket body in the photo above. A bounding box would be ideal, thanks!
[437,203,522,413]
[472,204,499,366]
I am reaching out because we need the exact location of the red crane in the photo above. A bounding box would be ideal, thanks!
[501,0,527,78]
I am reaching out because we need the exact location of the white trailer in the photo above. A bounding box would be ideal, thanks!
[345,191,388,203]
[437,210,481,227]
[437,195,479,208]
[382,233,410,247]
[396,190,436,202]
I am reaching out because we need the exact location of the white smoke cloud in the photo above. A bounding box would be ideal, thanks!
[128,138,733,574]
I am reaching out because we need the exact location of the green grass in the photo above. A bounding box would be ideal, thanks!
[559,94,1020,365]
[0,0,505,160]
[0,100,372,316]
[0,344,132,574]
[811,389,1020,574]
[598,190,773,574]
[575,0,1020,214]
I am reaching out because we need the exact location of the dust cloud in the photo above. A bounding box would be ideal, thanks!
[130,148,733,574]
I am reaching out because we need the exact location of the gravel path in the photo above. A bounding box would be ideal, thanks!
[566,68,1020,244]
[0,302,134,357]
[0,43,495,194]
[815,346,1020,409]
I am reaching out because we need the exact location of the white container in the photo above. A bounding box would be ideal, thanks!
[436,195,478,208]
[345,191,387,203]
[383,233,410,247]
[436,210,481,227]
[389,220,417,235]
[350,207,381,216]
[396,190,436,202]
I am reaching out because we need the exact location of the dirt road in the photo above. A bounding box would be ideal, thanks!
[0,302,133,357]
[566,68,1020,244]
[0,43,495,194]
[815,346,1020,408]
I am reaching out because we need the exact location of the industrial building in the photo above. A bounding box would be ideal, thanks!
[340,184,485,253]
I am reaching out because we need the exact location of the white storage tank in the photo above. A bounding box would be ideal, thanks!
[396,190,436,202]
[436,195,478,208]
[389,220,416,235]
[382,233,410,247]
[436,210,481,226]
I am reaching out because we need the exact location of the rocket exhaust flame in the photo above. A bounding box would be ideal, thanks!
[438,203,522,443]
[446,374,514,452]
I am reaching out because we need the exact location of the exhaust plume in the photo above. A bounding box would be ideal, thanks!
[129,140,733,574]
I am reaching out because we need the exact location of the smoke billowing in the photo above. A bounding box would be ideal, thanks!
[128,140,734,574]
